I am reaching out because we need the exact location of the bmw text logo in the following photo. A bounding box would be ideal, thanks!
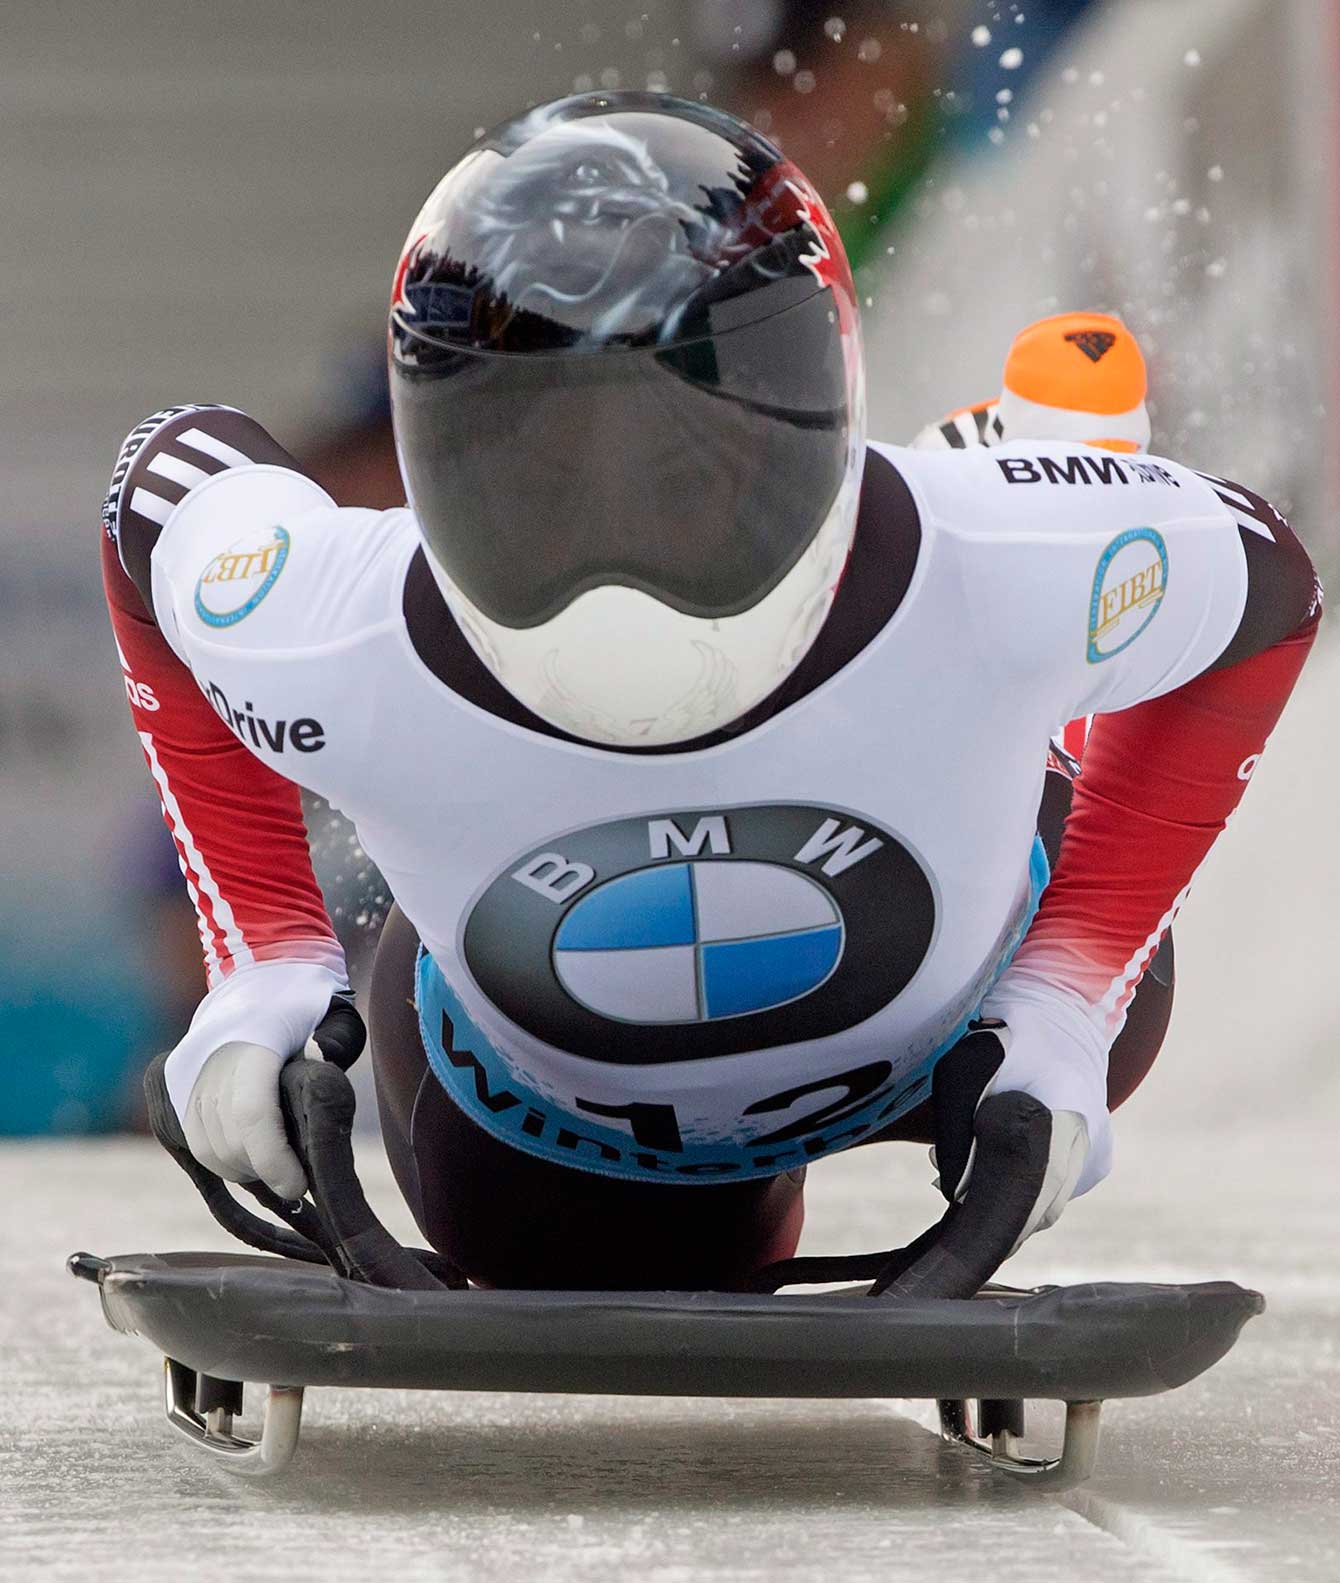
[462,803,936,1064]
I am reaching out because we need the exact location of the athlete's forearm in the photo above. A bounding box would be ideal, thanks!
[997,610,1319,1038]
[102,500,345,990]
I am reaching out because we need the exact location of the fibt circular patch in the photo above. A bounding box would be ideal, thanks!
[1087,527,1167,662]
[194,525,290,628]
[462,803,936,1065]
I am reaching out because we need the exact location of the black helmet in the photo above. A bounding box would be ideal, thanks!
[389,92,865,746]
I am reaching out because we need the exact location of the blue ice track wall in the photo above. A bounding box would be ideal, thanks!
[0,925,161,1134]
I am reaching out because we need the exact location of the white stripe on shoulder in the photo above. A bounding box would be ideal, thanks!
[147,453,212,490]
[178,427,254,469]
[951,410,983,447]
[129,486,176,526]
[105,405,241,586]
[1204,477,1277,541]
[1229,510,1276,542]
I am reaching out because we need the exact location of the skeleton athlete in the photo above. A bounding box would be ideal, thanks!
[102,94,1319,1289]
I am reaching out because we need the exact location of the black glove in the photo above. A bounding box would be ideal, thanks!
[311,994,367,1071]
[929,1021,1008,1202]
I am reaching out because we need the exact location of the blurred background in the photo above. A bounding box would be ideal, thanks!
[3,0,1335,1139]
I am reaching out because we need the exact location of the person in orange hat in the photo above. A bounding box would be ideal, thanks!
[913,312,1153,761]
[912,311,1151,454]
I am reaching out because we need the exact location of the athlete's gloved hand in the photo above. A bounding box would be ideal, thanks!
[931,1005,1112,1249]
[162,960,357,1200]
[180,1040,312,1200]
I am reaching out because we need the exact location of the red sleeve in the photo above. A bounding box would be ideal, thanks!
[103,512,345,990]
[1013,613,1318,1034]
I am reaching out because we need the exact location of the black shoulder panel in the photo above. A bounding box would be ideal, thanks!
[102,406,304,613]
[1196,472,1323,670]
[402,445,922,753]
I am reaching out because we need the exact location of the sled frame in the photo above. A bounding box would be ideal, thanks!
[936,1396,1102,1489]
[157,1355,1103,1486]
[163,1358,304,1476]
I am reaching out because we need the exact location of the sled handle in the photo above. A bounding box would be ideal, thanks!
[141,995,370,1268]
[148,1046,1047,1298]
[278,1070,1050,1299]
[144,1051,332,1266]
[743,1093,1053,1299]
[275,1059,459,1289]
[870,1092,1054,1299]
[144,1050,462,1290]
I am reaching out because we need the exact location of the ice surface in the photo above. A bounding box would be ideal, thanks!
[1,1117,1335,1583]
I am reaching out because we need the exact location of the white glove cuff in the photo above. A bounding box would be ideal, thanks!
[164,959,349,1123]
[979,974,1113,1197]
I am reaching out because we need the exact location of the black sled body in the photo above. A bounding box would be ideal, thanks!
[83,1250,1258,1403]
[69,1056,1263,1488]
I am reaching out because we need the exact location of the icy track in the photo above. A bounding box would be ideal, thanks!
[1,1126,1336,1582]
[4,645,1338,1581]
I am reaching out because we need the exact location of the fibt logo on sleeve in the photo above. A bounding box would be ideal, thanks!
[194,526,289,628]
[1087,528,1168,662]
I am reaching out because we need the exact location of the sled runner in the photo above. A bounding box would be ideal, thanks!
[70,1056,1262,1490]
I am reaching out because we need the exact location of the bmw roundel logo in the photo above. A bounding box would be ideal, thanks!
[554,859,843,1024]
[462,803,936,1066]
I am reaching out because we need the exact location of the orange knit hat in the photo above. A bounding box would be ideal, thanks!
[997,311,1150,452]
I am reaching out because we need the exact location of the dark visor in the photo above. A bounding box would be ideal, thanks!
[391,290,849,628]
